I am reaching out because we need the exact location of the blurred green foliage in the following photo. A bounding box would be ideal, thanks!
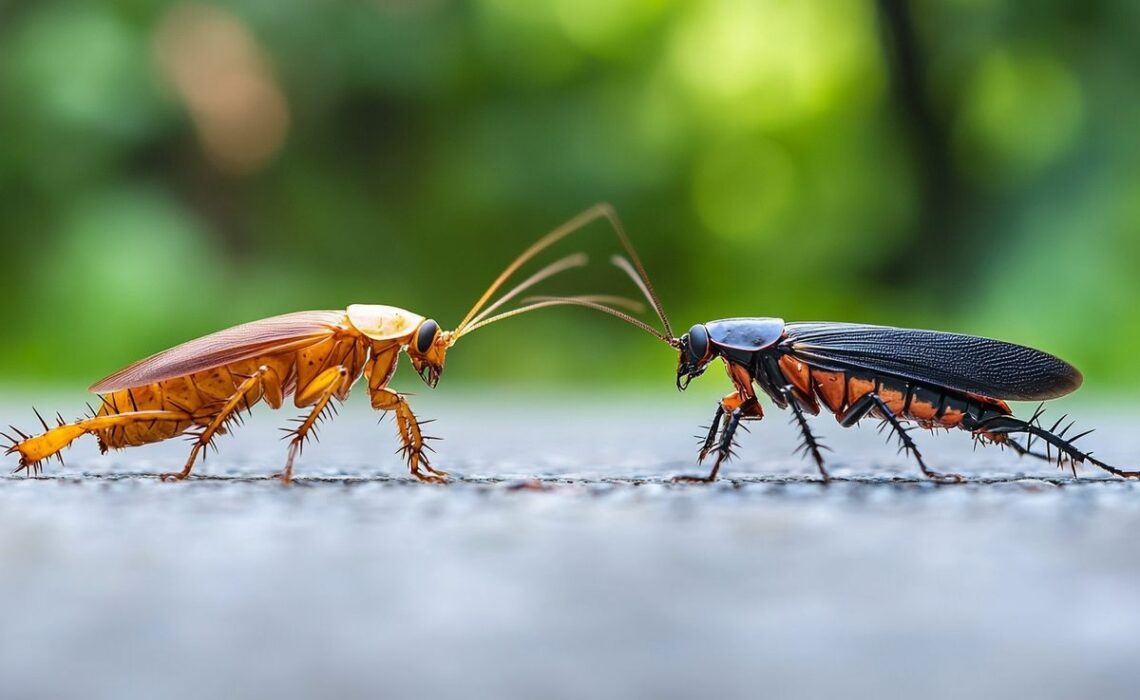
[1,0,1138,390]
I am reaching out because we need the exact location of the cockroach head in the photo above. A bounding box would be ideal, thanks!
[407,319,448,388]
[676,323,714,391]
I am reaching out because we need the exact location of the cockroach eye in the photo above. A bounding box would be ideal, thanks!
[688,324,709,362]
[416,320,440,354]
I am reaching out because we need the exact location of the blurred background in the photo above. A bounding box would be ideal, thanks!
[1,0,1138,390]
[3,7,1140,699]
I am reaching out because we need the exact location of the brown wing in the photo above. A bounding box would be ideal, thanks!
[90,311,347,392]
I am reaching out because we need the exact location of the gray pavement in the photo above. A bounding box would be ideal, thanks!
[1,389,1139,700]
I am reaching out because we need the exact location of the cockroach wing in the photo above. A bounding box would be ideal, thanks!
[784,323,1082,401]
[90,311,347,393]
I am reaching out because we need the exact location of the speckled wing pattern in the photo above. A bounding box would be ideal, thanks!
[784,322,1083,401]
[90,311,347,393]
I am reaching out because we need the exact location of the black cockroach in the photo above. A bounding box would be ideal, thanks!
[519,205,1138,482]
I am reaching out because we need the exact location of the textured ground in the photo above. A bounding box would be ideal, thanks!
[1,390,1139,700]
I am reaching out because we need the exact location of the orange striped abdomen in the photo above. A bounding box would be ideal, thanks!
[781,362,1013,432]
[95,353,299,450]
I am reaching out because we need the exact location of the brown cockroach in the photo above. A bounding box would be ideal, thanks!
[4,208,635,483]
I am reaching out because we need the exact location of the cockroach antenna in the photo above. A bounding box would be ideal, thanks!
[462,206,680,346]
[460,253,590,333]
[497,295,669,344]
[454,205,618,337]
[453,203,676,343]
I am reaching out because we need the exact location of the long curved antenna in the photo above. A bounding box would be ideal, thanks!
[455,205,615,335]
[609,254,671,337]
[460,295,674,345]
[453,203,673,339]
[596,208,673,340]
[524,295,646,313]
[458,294,670,344]
[459,253,588,337]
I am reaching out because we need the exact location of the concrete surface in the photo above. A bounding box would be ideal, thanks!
[1,390,1139,700]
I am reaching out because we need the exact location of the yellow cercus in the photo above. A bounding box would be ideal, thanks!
[4,205,644,483]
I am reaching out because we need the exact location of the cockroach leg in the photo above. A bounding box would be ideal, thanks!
[778,385,829,482]
[711,407,744,477]
[1004,437,1065,469]
[974,414,1140,479]
[696,403,725,463]
[275,365,351,484]
[674,407,743,483]
[678,390,763,482]
[371,388,446,484]
[840,392,963,483]
[161,366,279,483]
[9,410,190,476]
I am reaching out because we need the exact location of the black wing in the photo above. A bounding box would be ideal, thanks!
[784,322,1082,401]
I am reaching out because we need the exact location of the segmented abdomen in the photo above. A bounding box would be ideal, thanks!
[95,354,298,450]
[777,355,1012,430]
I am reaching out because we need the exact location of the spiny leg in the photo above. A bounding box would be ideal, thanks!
[674,407,744,483]
[696,403,725,463]
[778,386,830,481]
[997,406,1069,471]
[1003,437,1070,473]
[675,387,764,483]
[839,392,962,483]
[5,410,191,476]
[371,388,446,484]
[277,365,350,485]
[708,407,744,481]
[162,366,279,482]
[975,412,1140,479]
